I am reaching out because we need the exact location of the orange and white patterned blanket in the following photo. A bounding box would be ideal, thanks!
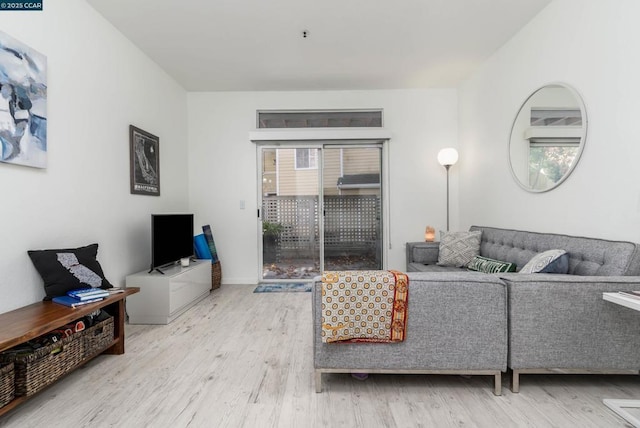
[321,270,409,343]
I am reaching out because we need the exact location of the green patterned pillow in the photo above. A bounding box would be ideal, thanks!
[437,230,482,267]
[467,256,516,273]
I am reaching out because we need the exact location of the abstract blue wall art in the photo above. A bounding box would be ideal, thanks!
[0,30,47,169]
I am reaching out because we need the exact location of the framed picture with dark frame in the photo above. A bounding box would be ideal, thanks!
[129,125,160,196]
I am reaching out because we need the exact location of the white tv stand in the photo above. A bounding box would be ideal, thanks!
[125,259,211,324]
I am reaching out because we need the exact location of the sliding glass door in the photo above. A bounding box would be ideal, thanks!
[322,146,382,271]
[259,143,383,281]
[260,147,321,281]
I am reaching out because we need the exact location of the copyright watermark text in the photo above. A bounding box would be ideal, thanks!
[0,2,42,10]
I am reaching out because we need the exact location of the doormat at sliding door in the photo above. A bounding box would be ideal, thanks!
[254,283,312,293]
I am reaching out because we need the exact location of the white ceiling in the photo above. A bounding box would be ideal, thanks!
[86,0,552,92]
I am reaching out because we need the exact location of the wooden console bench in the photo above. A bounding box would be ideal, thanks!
[0,288,139,416]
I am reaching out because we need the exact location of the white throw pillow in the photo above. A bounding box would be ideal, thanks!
[437,230,482,267]
[520,249,568,274]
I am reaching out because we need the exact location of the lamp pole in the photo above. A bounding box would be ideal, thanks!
[445,164,451,231]
[437,148,458,233]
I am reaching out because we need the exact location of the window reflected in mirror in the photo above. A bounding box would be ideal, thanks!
[509,84,587,193]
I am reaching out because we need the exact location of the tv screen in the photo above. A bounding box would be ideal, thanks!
[151,214,194,270]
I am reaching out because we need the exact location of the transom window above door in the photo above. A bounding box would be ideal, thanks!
[257,110,383,128]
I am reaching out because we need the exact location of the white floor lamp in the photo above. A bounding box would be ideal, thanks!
[437,148,459,231]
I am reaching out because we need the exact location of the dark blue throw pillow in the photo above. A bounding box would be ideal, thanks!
[539,252,569,273]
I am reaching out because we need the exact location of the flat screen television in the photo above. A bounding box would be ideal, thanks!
[150,214,194,272]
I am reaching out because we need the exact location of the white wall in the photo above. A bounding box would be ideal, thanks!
[459,0,640,243]
[0,0,189,313]
[188,89,458,284]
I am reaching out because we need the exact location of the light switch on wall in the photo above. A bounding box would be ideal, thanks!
[240,200,245,210]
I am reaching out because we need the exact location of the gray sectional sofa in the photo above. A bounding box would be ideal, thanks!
[312,226,640,394]
[312,271,508,395]
[407,226,640,391]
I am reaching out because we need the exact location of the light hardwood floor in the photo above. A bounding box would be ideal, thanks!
[1,284,639,427]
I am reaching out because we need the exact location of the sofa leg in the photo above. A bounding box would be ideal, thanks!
[315,370,322,393]
[511,370,520,393]
[494,372,502,396]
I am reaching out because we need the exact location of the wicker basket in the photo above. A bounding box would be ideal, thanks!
[3,333,84,397]
[82,317,114,360]
[211,261,221,290]
[0,362,14,408]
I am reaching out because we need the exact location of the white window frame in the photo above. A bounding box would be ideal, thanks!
[295,148,318,170]
[251,128,392,277]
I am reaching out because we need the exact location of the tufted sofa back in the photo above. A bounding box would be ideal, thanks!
[470,226,640,276]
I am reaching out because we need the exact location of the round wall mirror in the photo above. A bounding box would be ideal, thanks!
[508,83,587,192]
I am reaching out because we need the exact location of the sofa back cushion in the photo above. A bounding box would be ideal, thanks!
[470,226,640,276]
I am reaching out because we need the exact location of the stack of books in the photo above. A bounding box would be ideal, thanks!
[619,290,640,300]
[52,288,110,308]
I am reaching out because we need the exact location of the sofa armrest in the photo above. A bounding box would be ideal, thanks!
[502,274,640,370]
[406,241,440,268]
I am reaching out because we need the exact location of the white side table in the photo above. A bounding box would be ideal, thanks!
[602,292,640,428]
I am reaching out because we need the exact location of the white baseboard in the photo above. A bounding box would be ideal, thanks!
[222,278,258,285]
